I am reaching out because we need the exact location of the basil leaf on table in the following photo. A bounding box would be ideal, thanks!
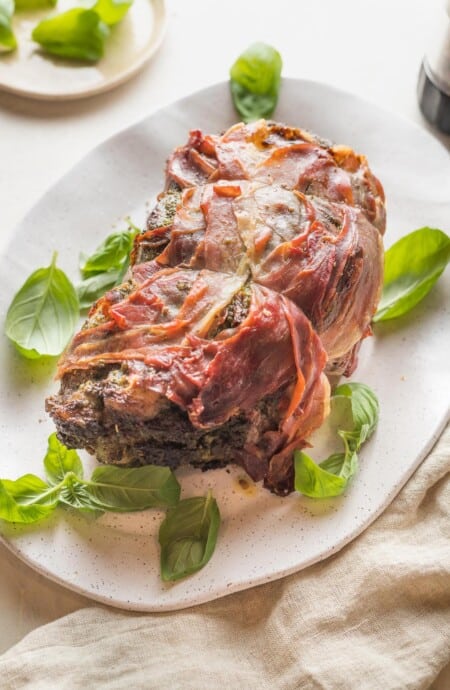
[93,0,133,26]
[0,0,16,53]
[373,227,450,322]
[159,492,220,582]
[230,42,282,122]
[294,383,379,498]
[32,8,110,62]
[44,432,84,485]
[5,252,79,359]
[86,465,181,511]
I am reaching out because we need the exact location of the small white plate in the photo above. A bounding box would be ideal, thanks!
[0,79,449,611]
[0,0,166,100]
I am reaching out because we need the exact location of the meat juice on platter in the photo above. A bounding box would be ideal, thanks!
[46,120,385,496]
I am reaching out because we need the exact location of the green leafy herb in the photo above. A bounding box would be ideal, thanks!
[85,465,181,512]
[80,229,136,278]
[0,434,181,525]
[93,0,132,26]
[15,0,56,10]
[230,42,282,122]
[5,252,79,359]
[32,8,110,62]
[77,225,139,309]
[294,383,379,498]
[0,481,57,523]
[0,0,17,54]
[373,227,450,322]
[76,268,124,310]
[159,492,220,582]
[44,432,83,485]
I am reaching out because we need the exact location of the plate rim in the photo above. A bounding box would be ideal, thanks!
[1,77,449,611]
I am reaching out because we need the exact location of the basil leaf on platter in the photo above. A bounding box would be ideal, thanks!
[0,0,16,53]
[58,474,104,515]
[373,227,450,322]
[32,8,109,62]
[86,465,181,511]
[159,492,220,582]
[77,268,124,310]
[44,433,83,485]
[294,383,379,498]
[80,229,136,278]
[0,478,57,523]
[230,42,282,122]
[5,253,79,359]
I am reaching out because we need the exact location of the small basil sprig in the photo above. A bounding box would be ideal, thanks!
[230,42,282,122]
[0,433,181,524]
[373,227,450,322]
[294,383,379,498]
[0,0,17,53]
[159,492,220,582]
[77,223,139,308]
[5,252,79,359]
[32,0,133,63]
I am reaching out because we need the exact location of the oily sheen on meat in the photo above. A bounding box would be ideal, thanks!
[46,120,385,495]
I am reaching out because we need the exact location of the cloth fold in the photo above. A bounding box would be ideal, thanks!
[0,425,449,690]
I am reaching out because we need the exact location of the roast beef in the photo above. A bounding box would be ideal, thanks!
[46,120,385,495]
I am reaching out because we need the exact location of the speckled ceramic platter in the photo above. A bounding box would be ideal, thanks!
[0,0,166,100]
[0,79,449,611]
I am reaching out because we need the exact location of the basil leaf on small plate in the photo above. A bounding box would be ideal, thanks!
[44,433,84,485]
[32,8,110,62]
[0,0,16,53]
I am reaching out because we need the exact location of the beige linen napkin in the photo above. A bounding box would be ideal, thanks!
[0,424,449,690]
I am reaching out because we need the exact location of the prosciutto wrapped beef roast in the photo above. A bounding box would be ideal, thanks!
[47,120,385,495]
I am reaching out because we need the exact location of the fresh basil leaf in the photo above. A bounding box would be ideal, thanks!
[5,252,79,359]
[58,474,103,515]
[44,433,83,485]
[0,0,16,53]
[334,382,379,451]
[80,230,136,278]
[230,42,282,122]
[159,492,220,582]
[294,451,349,498]
[294,382,379,498]
[0,479,57,523]
[77,268,124,310]
[86,465,181,511]
[15,0,56,9]
[1,473,59,506]
[373,227,450,322]
[32,8,109,62]
[93,0,132,26]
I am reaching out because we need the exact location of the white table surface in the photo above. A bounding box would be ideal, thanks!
[1,0,449,673]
